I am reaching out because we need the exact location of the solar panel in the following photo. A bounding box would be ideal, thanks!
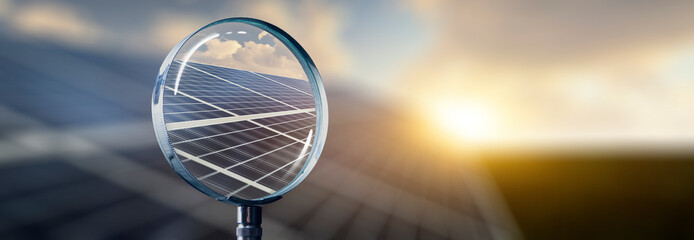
[152,18,328,210]
[162,60,317,200]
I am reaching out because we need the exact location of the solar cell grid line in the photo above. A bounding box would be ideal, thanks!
[164,83,296,116]
[176,138,309,198]
[180,139,306,186]
[163,84,300,129]
[172,123,301,163]
[176,128,314,179]
[257,73,314,93]
[163,86,237,120]
[192,126,316,179]
[181,63,316,117]
[170,90,306,103]
[175,79,311,95]
[247,71,313,96]
[168,121,259,145]
[196,142,300,181]
[172,119,315,154]
[160,59,319,200]
[167,63,315,112]
[175,123,314,165]
[163,86,310,145]
[193,67,314,105]
[177,133,287,166]
[177,80,312,98]
[170,68,277,97]
[228,151,311,197]
[170,116,315,145]
[164,104,294,116]
[174,148,276,194]
[164,100,280,105]
[166,108,315,131]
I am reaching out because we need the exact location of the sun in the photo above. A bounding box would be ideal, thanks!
[430,99,498,142]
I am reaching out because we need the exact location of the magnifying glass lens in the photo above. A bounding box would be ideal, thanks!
[159,21,318,201]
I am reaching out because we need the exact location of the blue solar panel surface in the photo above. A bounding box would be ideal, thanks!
[162,61,316,200]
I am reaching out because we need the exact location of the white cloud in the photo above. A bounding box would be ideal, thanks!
[201,38,242,60]
[9,3,102,47]
[189,37,306,80]
[0,0,12,18]
[147,12,207,53]
[258,31,269,40]
[234,41,304,78]
[2,1,350,80]
[236,0,352,79]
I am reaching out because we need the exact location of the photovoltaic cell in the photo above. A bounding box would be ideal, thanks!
[162,61,316,200]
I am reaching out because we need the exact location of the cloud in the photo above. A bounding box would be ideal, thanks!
[134,0,351,80]
[401,1,694,64]
[1,1,351,80]
[234,41,305,78]
[147,12,208,53]
[201,38,243,60]
[9,2,102,47]
[0,0,12,18]
[258,31,269,40]
[237,0,352,79]
[189,37,306,80]
[233,41,281,66]
[396,0,694,144]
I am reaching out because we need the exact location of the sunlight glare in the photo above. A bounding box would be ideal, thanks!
[432,99,498,142]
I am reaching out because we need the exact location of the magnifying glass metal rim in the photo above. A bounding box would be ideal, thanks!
[151,17,328,206]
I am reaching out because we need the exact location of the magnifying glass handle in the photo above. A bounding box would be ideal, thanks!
[237,205,262,240]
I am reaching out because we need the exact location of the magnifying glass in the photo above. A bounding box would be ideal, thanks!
[151,18,328,239]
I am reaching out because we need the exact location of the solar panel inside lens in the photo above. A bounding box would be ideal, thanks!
[153,20,325,201]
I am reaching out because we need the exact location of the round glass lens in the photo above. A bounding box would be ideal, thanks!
[154,19,322,202]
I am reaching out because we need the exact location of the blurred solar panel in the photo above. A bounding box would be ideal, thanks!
[0,35,514,240]
[162,61,316,200]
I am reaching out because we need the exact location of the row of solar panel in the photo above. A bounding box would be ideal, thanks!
[162,61,316,200]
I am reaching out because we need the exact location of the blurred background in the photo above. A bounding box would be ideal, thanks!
[0,0,693,239]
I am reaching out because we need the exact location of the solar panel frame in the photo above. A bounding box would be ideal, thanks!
[152,18,328,206]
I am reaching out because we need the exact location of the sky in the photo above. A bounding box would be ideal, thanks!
[1,0,693,147]
[175,22,307,80]
[397,0,694,146]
